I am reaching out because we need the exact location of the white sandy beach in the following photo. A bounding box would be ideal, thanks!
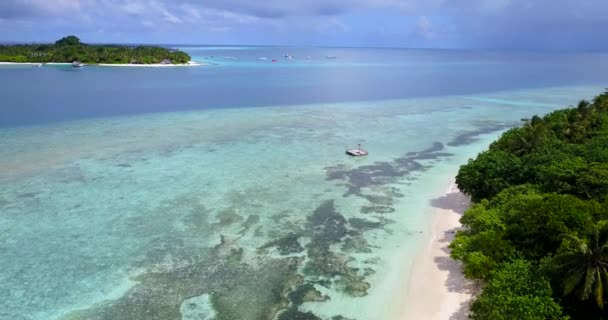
[0,62,49,66]
[0,61,203,67]
[97,61,203,67]
[402,182,478,320]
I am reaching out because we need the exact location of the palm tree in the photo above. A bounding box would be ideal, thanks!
[554,226,608,309]
[593,90,608,112]
[513,115,547,155]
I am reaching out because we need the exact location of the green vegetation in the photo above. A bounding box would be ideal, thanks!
[0,35,190,64]
[453,90,608,319]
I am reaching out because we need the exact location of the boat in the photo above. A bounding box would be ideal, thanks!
[259,57,268,61]
[33,63,43,68]
[325,56,337,59]
[346,144,368,157]
[72,61,85,68]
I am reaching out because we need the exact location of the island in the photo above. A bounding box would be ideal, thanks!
[452,90,608,319]
[0,35,192,65]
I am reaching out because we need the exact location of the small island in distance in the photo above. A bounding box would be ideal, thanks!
[0,35,192,65]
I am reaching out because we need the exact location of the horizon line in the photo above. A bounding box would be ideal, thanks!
[1,38,607,54]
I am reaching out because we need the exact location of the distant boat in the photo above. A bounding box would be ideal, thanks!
[346,144,368,157]
[72,61,85,68]
[33,63,43,68]
[272,59,278,62]
[259,57,268,61]
[325,56,337,59]
[284,54,293,59]
[305,56,312,60]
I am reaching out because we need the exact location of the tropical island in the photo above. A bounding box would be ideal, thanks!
[452,90,608,319]
[0,35,192,65]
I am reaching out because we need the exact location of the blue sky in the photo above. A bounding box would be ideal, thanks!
[0,0,607,50]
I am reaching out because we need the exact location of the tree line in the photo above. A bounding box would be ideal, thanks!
[452,90,608,319]
[0,35,191,64]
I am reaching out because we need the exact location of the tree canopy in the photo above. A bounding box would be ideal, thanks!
[0,35,191,64]
[55,35,81,46]
[453,90,608,319]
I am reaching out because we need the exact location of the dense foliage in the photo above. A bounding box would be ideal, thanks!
[0,35,190,64]
[453,90,608,319]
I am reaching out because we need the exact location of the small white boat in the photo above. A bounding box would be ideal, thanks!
[72,61,85,68]
[33,63,43,68]
[346,144,368,157]
[259,57,268,61]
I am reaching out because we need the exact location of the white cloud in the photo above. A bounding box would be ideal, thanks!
[0,0,607,49]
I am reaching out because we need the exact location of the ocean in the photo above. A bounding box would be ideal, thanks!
[1,47,607,320]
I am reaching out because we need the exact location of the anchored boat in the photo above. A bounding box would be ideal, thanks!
[346,144,368,156]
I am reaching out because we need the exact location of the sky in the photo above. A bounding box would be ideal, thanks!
[0,0,607,50]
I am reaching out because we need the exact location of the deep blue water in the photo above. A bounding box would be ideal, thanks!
[1,47,608,127]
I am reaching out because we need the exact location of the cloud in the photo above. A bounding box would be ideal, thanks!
[0,0,606,49]
[0,0,85,18]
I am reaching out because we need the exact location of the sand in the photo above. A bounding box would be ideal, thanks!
[0,62,48,66]
[0,61,203,67]
[97,61,203,67]
[401,182,478,320]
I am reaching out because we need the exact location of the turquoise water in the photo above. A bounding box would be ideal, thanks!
[1,47,608,320]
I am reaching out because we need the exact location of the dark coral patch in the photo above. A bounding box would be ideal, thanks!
[360,206,395,214]
[336,274,371,297]
[325,142,453,197]
[447,122,514,146]
[259,233,305,255]
[362,195,394,206]
[301,201,375,298]
[304,239,347,278]
[277,308,322,320]
[308,200,348,243]
[288,283,329,305]
[62,239,304,320]
[342,234,373,253]
[348,218,383,231]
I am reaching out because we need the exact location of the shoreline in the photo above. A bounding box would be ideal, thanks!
[0,61,204,67]
[401,181,478,320]
[97,61,203,67]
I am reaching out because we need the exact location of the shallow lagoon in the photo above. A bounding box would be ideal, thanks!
[1,83,605,319]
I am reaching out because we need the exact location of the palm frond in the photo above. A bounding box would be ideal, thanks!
[595,269,604,309]
[563,269,585,296]
[583,265,598,300]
